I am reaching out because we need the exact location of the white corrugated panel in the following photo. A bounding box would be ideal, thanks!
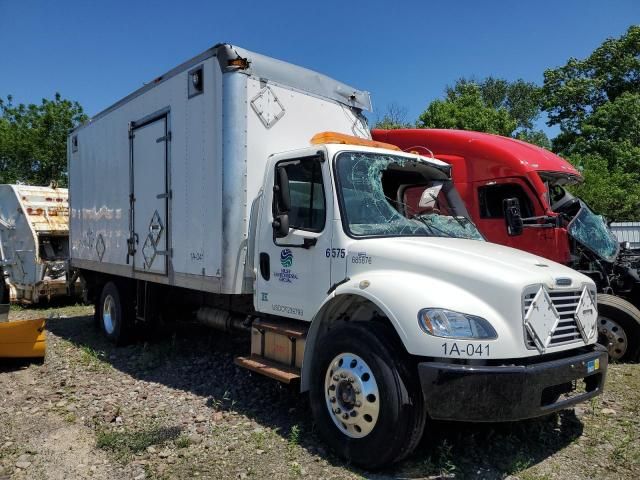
[610,222,640,248]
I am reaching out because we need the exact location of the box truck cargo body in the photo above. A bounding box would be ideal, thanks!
[69,44,371,295]
[69,45,606,468]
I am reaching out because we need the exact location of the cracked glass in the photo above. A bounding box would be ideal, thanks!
[568,202,619,262]
[335,152,483,240]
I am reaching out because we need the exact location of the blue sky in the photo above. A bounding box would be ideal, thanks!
[0,0,638,137]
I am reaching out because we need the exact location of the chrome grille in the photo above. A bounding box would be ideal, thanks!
[524,289,583,347]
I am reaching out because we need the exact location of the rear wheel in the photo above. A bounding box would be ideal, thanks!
[597,294,640,361]
[309,322,426,469]
[98,281,133,345]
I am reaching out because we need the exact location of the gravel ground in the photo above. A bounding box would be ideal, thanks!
[1,304,638,480]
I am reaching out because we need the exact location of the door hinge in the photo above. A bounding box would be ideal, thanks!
[156,190,172,199]
[156,248,173,257]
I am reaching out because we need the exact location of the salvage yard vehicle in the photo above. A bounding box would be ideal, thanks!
[0,185,79,304]
[69,44,607,468]
[372,128,640,361]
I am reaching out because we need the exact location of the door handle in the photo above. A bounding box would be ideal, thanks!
[259,253,270,281]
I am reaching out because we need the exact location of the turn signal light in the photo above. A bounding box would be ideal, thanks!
[310,132,401,151]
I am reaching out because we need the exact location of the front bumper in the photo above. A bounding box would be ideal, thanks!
[418,345,608,422]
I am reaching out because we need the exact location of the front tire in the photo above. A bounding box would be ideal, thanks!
[98,281,133,345]
[309,322,426,469]
[597,294,640,361]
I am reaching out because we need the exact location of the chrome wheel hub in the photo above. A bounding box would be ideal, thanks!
[598,316,627,360]
[103,294,116,335]
[324,352,379,438]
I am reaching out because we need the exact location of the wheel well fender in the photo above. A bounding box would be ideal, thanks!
[300,292,407,392]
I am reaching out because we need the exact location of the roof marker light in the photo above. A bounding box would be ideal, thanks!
[310,132,401,151]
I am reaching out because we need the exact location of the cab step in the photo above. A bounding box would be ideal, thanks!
[235,354,300,384]
[252,318,307,338]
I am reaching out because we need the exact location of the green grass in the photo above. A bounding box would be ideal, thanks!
[288,424,301,446]
[96,426,182,460]
[175,435,191,449]
[78,345,110,371]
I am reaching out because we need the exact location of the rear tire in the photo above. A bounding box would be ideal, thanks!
[309,322,426,469]
[597,294,640,362]
[98,281,133,345]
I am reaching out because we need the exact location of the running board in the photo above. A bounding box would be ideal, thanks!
[235,355,300,384]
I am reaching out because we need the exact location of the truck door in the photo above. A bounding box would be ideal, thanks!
[255,154,333,322]
[475,178,553,258]
[130,112,170,275]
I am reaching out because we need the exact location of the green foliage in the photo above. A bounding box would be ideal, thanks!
[543,25,640,139]
[0,93,87,186]
[544,26,640,220]
[96,426,181,460]
[417,77,550,147]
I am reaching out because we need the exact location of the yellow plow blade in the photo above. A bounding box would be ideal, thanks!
[0,318,46,358]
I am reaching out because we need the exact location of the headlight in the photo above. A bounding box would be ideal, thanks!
[418,308,498,339]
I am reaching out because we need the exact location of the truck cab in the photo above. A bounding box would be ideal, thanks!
[372,128,640,361]
[243,132,607,466]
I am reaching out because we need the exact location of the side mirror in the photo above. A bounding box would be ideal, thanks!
[275,166,291,213]
[272,213,289,238]
[503,198,523,236]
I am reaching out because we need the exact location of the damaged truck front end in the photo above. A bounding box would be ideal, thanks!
[313,143,607,423]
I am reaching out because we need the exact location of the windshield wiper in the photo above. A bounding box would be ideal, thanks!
[412,215,455,238]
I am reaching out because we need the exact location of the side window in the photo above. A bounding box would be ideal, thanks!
[277,158,326,232]
[478,183,534,219]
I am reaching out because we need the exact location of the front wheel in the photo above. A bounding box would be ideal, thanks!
[309,322,426,469]
[597,294,640,362]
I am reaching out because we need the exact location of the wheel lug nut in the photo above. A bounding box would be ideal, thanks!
[330,396,336,403]
[355,401,361,407]
[329,384,336,391]
[354,388,360,394]
[334,407,341,414]
[340,372,346,378]
[342,413,349,419]
[333,375,339,381]
[348,377,355,383]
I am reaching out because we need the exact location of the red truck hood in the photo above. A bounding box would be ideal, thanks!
[371,128,582,182]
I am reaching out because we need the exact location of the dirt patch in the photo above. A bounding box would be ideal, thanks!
[1,305,638,479]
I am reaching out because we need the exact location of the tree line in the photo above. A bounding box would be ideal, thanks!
[0,26,638,220]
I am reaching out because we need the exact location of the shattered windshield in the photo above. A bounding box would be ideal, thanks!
[568,202,619,262]
[335,151,483,240]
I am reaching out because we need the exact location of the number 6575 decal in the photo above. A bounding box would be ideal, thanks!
[325,248,346,258]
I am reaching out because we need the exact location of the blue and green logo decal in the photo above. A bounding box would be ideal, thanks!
[280,248,293,268]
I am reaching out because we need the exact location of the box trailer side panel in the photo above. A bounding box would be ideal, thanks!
[69,55,224,291]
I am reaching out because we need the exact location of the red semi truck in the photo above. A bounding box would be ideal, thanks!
[372,128,640,361]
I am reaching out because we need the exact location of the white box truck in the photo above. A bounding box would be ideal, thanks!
[69,44,607,468]
[0,185,79,304]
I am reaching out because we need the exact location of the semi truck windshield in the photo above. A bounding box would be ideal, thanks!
[568,202,619,262]
[335,151,483,240]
